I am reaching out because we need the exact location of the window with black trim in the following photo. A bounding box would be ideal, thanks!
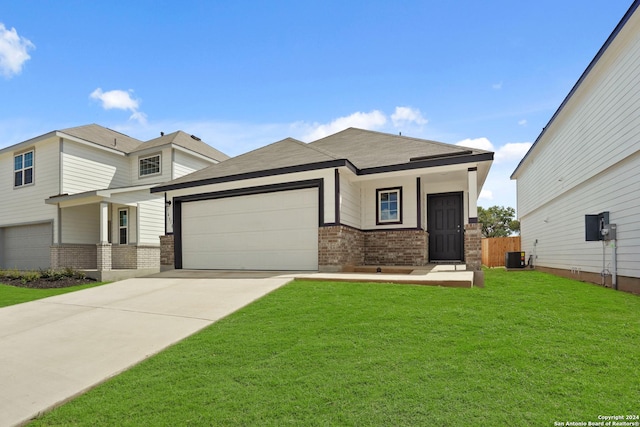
[118,208,129,244]
[376,187,402,224]
[14,150,34,187]
[139,154,161,177]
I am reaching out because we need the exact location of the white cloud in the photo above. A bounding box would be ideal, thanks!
[479,189,493,201]
[391,106,428,127]
[456,137,495,152]
[492,82,503,90]
[495,142,532,163]
[302,110,387,141]
[90,88,147,124]
[0,23,35,78]
[518,119,527,126]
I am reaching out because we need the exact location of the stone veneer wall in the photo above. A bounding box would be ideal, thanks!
[364,229,428,266]
[318,225,364,271]
[464,223,482,271]
[160,235,175,269]
[50,244,97,269]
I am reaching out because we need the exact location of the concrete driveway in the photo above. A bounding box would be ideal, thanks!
[0,276,292,427]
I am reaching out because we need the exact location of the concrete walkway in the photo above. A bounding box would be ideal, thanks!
[0,277,291,427]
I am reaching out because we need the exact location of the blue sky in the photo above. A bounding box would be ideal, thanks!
[0,1,633,211]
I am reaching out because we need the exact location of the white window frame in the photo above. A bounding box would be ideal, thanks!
[118,208,129,244]
[139,153,161,177]
[14,150,35,188]
[376,187,402,225]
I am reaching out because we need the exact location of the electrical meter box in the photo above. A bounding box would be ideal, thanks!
[602,223,617,241]
[505,251,526,269]
[585,211,610,241]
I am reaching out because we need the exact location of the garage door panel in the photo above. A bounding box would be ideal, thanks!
[2,223,52,270]
[181,188,318,270]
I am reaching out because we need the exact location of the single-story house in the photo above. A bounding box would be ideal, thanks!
[0,124,228,279]
[511,0,640,293]
[152,128,493,272]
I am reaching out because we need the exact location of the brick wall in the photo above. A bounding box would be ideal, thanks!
[160,235,175,268]
[96,243,112,271]
[364,229,428,266]
[112,245,137,269]
[136,246,160,269]
[464,223,482,271]
[318,225,364,271]
[50,244,97,269]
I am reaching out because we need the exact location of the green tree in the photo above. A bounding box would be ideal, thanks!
[478,206,520,237]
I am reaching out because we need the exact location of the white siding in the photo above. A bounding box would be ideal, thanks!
[131,147,173,184]
[516,14,640,217]
[173,150,213,179]
[109,190,165,245]
[61,140,129,193]
[360,176,418,229]
[61,204,99,244]
[515,10,640,279]
[166,169,336,224]
[339,172,361,228]
[0,138,59,240]
[138,197,164,244]
[520,151,640,278]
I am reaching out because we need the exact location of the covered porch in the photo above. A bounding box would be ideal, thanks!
[45,185,162,280]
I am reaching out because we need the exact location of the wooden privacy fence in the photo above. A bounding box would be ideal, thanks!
[482,236,521,267]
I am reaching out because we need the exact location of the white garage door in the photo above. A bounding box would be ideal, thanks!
[181,188,319,270]
[1,223,52,270]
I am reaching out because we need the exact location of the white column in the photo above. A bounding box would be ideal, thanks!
[468,167,478,221]
[99,201,109,244]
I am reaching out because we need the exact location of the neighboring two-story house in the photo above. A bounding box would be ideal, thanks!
[0,124,228,279]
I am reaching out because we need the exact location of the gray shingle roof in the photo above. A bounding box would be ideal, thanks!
[163,137,337,186]
[137,131,230,162]
[153,127,494,192]
[60,124,143,153]
[309,128,490,169]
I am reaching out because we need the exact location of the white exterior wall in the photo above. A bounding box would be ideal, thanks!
[110,189,165,245]
[520,152,640,278]
[165,168,337,227]
[360,176,418,229]
[62,140,129,193]
[61,204,99,244]
[339,172,361,228]
[131,147,173,184]
[173,150,214,179]
[0,137,60,240]
[138,197,165,244]
[515,10,640,278]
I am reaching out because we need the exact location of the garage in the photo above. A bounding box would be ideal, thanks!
[1,222,52,270]
[180,188,319,270]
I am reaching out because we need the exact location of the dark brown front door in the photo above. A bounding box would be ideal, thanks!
[427,192,463,262]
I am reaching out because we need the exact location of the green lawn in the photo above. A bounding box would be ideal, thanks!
[31,269,640,426]
[0,282,106,308]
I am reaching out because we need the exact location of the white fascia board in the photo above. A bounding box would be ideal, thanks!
[45,184,155,206]
[172,144,220,163]
[0,131,58,155]
[57,132,127,156]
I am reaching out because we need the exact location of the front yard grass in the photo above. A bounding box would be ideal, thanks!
[32,269,640,426]
[0,282,106,308]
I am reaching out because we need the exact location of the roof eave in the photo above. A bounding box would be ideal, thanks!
[151,159,356,193]
[511,0,640,180]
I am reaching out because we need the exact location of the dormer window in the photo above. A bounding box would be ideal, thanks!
[139,154,161,177]
[14,150,34,188]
